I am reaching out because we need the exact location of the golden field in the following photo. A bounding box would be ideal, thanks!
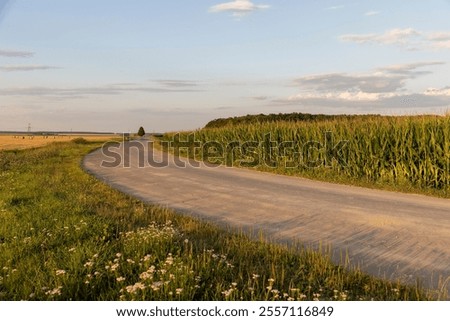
[0,134,118,151]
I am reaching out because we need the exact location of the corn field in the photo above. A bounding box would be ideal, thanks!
[165,116,450,196]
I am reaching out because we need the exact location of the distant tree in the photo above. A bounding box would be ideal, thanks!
[137,126,146,137]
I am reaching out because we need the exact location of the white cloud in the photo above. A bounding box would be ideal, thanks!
[378,62,444,75]
[424,87,450,97]
[364,11,380,16]
[340,28,450,51]
[340,28,420,46]
[209,0,270,17]
[0,49,34,58]
[326,5,345,10]
[425,32,450,49]
[288,91,396,102]
[427,32,450,42]
[0,65,60,72]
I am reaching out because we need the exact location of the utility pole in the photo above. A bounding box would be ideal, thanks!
[27,123,31,133]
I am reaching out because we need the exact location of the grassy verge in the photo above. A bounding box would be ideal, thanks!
[0,142,437,300]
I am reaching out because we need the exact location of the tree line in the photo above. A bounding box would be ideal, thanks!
[204,112,382,129]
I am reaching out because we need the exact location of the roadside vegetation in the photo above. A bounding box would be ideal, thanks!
[0,141,439,300]
[165,115,449,198]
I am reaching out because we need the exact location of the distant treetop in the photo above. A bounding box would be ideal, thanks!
[137,126,145,137]
[204,112,381,128]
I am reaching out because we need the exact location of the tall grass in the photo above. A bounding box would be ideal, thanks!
[165,115,449,197]
[0,142,437,300]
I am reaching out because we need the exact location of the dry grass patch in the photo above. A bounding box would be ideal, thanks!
[0,135,118,151]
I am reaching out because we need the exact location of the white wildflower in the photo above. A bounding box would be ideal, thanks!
[84,261,93,268]
[46,286,62,296]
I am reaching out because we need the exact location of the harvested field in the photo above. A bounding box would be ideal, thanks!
[0,134,118,151]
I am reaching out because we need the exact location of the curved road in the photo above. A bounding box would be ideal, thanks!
[83,140,450,295]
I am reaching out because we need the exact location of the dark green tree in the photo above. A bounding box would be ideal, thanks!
[137,126,145,137]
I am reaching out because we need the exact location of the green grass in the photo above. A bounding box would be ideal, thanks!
[0,142,440,300]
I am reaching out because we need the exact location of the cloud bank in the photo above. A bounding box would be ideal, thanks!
[0,82,203,99]
[0,64,59,72]
[155,79,199,88]
[0,49,34,58]
[278,62,450,110]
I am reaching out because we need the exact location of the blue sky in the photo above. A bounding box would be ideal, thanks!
[1,0,450,132]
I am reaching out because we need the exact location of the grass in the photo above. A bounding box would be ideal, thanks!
[0,141,439,300]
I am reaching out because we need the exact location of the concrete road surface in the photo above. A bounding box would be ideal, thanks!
[83,140,450,295]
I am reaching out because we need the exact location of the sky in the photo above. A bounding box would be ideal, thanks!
[1,0,450,132]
